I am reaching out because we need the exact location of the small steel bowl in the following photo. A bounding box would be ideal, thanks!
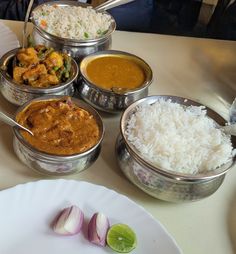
[78,50,153,113]
[13,96,104,176]
[30,1,116,61]
[115,95,236,202]
[0,48,78,106]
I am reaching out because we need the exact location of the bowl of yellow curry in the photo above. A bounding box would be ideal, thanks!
[13,96,104,175]
[0,46,78,106]
[78,50,153,113]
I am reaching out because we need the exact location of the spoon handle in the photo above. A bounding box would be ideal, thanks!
[221,123,236,136]
[22,0,34,48]
[0,111,33,135]
[229,98,236,124]
[0,111,17,127]
[95,0,135,12]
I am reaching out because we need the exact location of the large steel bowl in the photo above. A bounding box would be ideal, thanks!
[0,48,78,106]
[115,95,236,202]
[13,96,104,176]
[30,1,116,61]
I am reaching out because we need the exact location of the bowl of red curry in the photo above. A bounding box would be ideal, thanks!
[13,96,104,175]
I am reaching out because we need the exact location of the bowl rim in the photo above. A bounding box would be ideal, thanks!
[13,95,105,159]
[79,50,153,96]
[30,0,116,45]
[120,95,236,182]
[0,47,79,93]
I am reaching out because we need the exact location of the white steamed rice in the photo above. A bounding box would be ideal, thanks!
[125,99,235,174]
[32,5,112,40]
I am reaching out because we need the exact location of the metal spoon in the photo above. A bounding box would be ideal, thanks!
[22,0,34,48]
[229,98,236,124]
[0,111,33,136]
[219,98,236,136]
[220,123,236,136]
[95,0,135,12]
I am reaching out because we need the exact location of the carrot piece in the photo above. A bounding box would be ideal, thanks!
[40,20,47,28]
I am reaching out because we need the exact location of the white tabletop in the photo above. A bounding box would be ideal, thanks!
[0,20,236,254]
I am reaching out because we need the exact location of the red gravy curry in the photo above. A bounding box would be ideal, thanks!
[85,56,146,91]
[16,97,100,155]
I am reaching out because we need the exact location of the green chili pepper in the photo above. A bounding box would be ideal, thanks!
[64,56,71,72]
[64,72,70,78]
[102,29,108,35]
[53,66,59,71]
[27,34,35,47]
[56,66,65,80]
[60,55,71,81]
[38,47,54,60]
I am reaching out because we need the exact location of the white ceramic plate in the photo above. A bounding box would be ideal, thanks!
[0,22,19,58]
[0,180,182,254]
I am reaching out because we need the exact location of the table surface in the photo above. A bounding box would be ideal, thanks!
[1,20,236,254]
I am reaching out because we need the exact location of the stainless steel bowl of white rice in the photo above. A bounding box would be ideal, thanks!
[30,1,116,61]
[116,95,236,202]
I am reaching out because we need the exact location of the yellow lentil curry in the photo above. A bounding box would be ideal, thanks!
[16,97,100,155]
[85,56,146,91]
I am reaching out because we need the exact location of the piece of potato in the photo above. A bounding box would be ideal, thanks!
[23,64,47,83]
[44,51,64,69]
[17,47,39,67]
[13,66,28,84]
[30,73,59,88]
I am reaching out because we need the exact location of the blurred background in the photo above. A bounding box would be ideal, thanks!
[0,0,236,41]
[106,0,236,41]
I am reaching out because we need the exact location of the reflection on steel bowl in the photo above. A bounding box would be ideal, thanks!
[116,95,236,202]
[0,48,78,106]
[30,1,116,61]
[13,96,104,176]
[78,50,153,113]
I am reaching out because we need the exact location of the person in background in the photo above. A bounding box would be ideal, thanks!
[0,0,153,32]
[150,0,203,35]
[108,0,236,40]
[0,0,235,40]
[207,0,236,40]
[0,0,91,21]
[0,0,42,21]
[108,0,154,32]
[109,0,202,34]
[0,0,21,20]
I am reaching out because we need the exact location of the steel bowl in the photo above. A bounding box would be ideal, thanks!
[30,1,116,61]
[13,96,104,176]
[0,48,78,106]
[78,50,153,113]
[115,95,236,202]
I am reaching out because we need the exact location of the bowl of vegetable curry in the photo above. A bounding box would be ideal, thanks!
[0,46,78,106]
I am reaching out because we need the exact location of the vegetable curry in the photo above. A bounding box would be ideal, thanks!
[85,56,146,91]
[16,97,100,155]
[12,45,72,88]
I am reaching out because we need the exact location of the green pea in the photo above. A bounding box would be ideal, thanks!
[53,66,59,71]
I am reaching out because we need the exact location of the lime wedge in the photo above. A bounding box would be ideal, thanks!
[106,223,137,253]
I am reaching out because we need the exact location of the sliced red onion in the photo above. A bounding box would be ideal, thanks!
[52,205,84,235]
[88,212,110,246]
